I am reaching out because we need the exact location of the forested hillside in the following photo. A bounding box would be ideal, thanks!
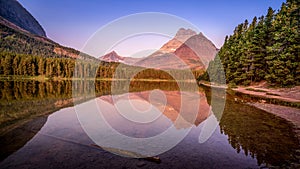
[0,0,46,37]
[201,0,299,87]
[0,17,95,60]
[0,52,203,80]
[0,11,203,80]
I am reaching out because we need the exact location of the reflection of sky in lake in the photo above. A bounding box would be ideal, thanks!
[1,88,299,168]
[0,90,260,169]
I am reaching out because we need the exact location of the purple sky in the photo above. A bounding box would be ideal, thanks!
[18,0,285,55]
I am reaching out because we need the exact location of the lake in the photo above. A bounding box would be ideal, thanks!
[0,80,299,169]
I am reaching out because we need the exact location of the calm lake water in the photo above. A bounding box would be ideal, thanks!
[0,80,299,169]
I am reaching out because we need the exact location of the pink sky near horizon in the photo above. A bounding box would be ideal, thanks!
[18,0,285,57]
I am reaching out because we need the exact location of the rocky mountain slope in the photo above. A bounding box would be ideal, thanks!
[0,0,46,37]
[99,51,125,62]
[99,51,142,65]
[136,30,218,70]
[0,1,95,60]
[174,32,219,69]
[159,28,197,53]
[100,28,218,70]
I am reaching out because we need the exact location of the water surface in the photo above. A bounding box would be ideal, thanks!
[0,80,299,169]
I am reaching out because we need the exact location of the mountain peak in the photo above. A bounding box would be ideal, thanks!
[157,28,197,54]
[173,32,218,69]
[108,51,117,55]
[137,30,218,70]
[99,51,125,62]
[174,28,197,42]
[198,32,204,37]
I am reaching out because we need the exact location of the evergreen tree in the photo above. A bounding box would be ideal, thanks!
[3,53,13,75]
[204,0,299,87]
[38,58,45,75]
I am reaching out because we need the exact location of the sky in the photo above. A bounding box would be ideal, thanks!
[18,0,285,57]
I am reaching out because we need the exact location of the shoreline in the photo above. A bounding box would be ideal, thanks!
[0,75,197,83]
[248,103,300,140]
[231,86,300,108]
[199,81,300,141]
[233,86,300,143]
[198,81,228,89]
[199,81,299,108]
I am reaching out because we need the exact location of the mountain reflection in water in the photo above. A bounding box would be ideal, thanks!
[0,80,299,168]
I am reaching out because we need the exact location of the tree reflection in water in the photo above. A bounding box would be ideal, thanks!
[0,80,299,167]
[204,88,300,167]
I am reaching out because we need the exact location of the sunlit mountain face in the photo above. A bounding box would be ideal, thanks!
[99,28,218,70]
[0,0,299,168]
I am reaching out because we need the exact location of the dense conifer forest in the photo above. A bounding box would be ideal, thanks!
[0,52,203,80]
[0,18,203,81]
[200,0,299,87]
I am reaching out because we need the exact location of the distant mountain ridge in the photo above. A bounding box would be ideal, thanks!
[99,51,125,63]
[99,51,143,65]
[0,0,46,37]
[99,28,218,70]
[1,0,218,69]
